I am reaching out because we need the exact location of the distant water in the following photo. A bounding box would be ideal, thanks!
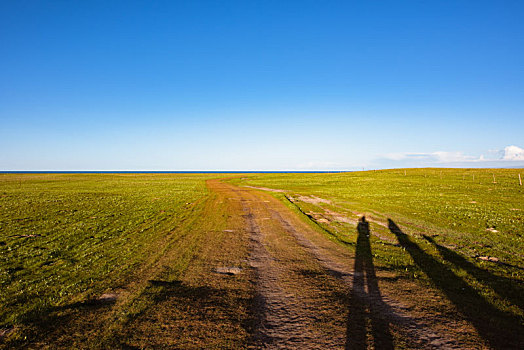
[0,170,349,174]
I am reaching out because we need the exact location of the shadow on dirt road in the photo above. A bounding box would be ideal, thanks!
[346,216,394,350]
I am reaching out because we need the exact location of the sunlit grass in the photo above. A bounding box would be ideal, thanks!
[0,173,216,327]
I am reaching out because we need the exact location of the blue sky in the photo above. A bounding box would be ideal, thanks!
[1,0,523,170]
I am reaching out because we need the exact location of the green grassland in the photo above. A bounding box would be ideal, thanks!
[234,169,523,264]
[1,169,522,347]
[0,173,216,335]
[233,168,524,330]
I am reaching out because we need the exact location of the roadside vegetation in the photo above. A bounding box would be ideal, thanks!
[234,169,523,269]
[0,173,219,346]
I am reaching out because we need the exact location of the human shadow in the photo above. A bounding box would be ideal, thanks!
[145,279,251,322]
[346,216,394,350]
[388,219,524,349]
[7,278,253,349]
[1,290,118,348]
[422,235,524,311]
[15,291,117,328]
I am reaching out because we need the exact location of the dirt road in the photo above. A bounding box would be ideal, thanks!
[209,179,485,349]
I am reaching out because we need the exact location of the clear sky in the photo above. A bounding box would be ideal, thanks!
[1,0,523,170]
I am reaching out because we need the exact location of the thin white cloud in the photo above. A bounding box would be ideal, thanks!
[380,145,524,167]
[383,153,433,161]
[383,151,476,163]
[296,161,347,170]
[432,151,477,163]
[502,145,524,160]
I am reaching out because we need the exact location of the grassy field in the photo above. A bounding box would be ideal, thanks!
[1,170,523,348]
[0,173,220,346]
[232,168,524,341]
[234,169,523,267]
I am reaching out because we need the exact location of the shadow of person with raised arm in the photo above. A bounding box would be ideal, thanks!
[388,219,524,349]
[423,234,524,311]
[346,216,394,350]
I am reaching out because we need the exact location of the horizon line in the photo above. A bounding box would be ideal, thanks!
[1,167,523,174]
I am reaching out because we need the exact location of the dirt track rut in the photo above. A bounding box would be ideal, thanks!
[209,180,476,349]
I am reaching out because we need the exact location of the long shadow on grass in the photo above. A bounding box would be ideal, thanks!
[14,293,116,328]
[388,219,524,349]
[120,279,255,348]
[143,279,254,327]
[2,294,116,348]
[423,235,524,311]
[346,216,394,350]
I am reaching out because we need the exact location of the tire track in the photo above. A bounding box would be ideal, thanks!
[221,180,481,349]
[227,184,345,349]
